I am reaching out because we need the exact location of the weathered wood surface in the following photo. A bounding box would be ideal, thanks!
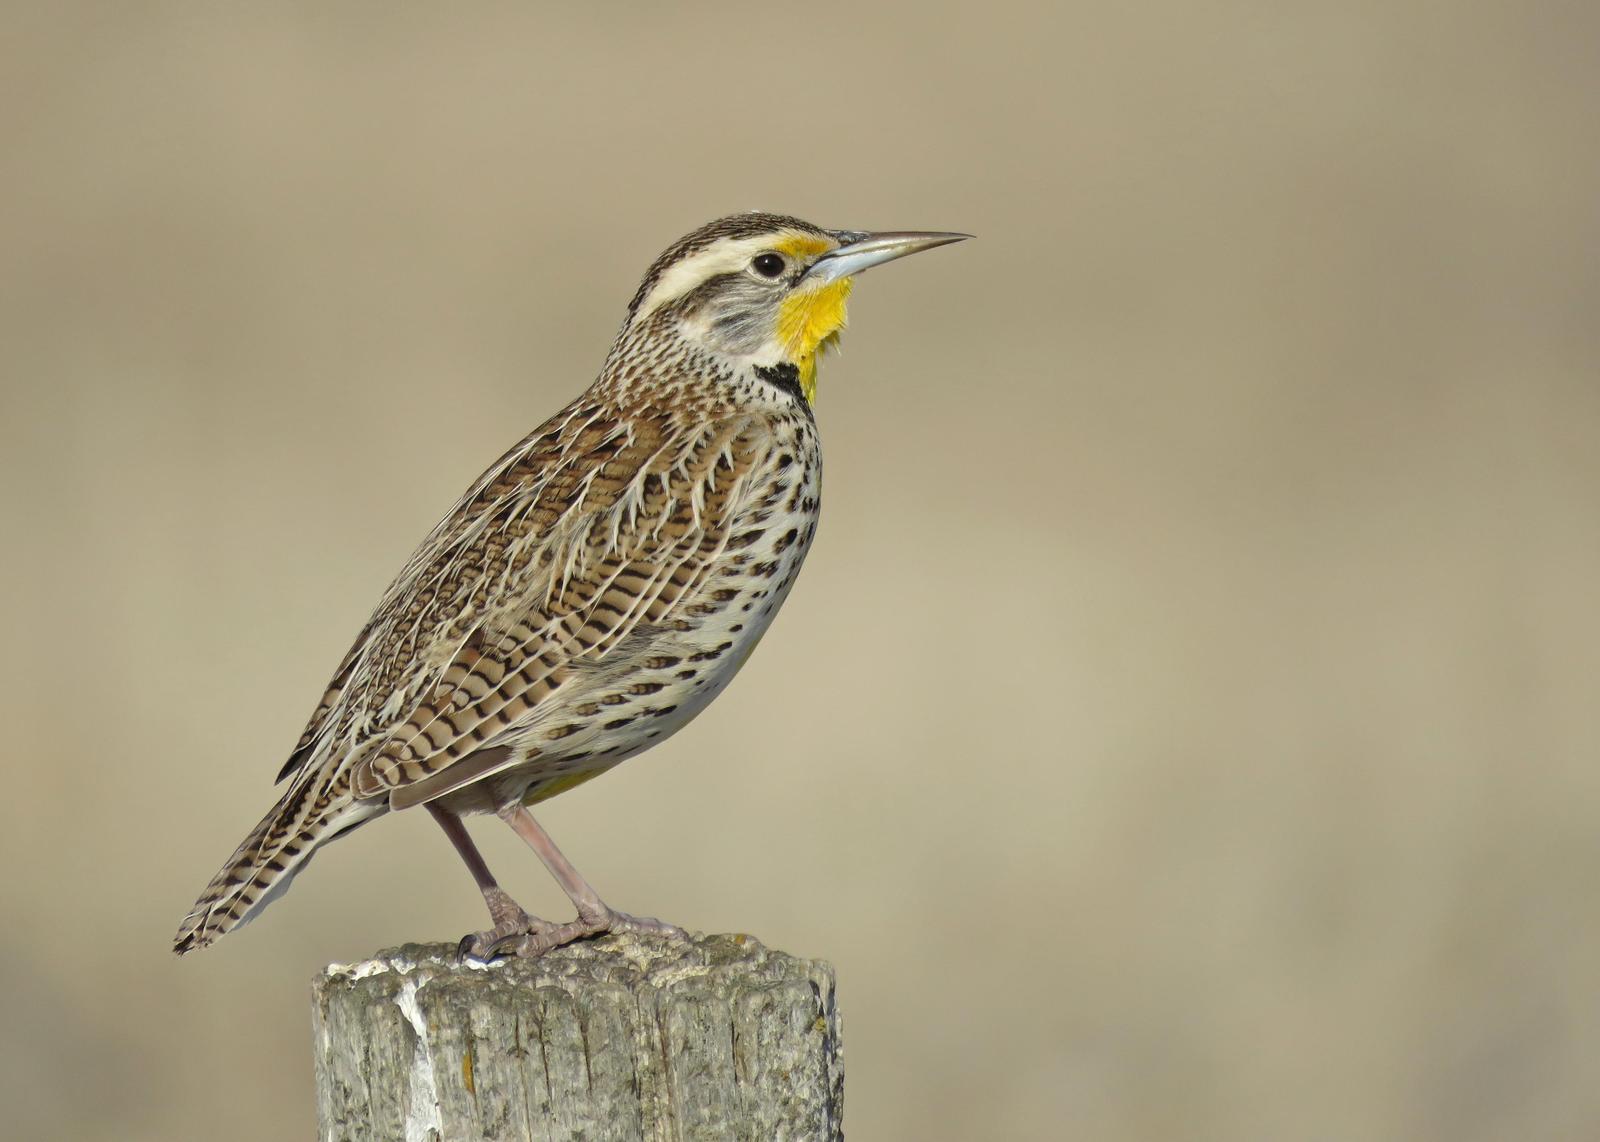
[311,932,843,1142]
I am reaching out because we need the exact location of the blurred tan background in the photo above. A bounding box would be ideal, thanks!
[3,2,1598,1139]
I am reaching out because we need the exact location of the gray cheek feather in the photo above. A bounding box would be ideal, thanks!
[708,310,770,354]
[704,282,781,356]
[661,273,783,358]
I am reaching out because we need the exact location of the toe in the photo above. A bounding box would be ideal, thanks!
[607,911,687,939]
[487,930,537,959]
[459,930,509,963]
[492,919,590,958]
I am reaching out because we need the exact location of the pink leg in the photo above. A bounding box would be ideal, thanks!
[428,804,543,959]
[490,804,684,957]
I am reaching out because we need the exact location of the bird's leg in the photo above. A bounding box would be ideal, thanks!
[488,803,684,958]
[427,804,550,961]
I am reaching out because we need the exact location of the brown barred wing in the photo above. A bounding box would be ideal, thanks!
[348,416,770,807]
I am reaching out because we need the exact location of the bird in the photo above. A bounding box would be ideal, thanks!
[173,212,969,960]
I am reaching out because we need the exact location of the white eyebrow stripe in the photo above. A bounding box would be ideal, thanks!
[632,234,793,321]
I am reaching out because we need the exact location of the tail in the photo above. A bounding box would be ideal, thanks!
[173,771,384,954]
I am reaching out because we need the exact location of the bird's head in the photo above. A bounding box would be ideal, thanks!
[624,212,970,403]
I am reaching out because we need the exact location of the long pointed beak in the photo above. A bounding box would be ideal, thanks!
[802,230,973,284]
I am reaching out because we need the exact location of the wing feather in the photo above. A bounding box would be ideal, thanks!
[284,397,771,807]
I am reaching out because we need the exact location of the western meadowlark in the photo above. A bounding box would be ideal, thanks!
[173,212,968,960]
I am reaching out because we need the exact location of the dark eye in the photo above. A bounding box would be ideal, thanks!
[751,252,786,279]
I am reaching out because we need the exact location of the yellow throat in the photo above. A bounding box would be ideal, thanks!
[773,234,853,403]
[776,279,851,403]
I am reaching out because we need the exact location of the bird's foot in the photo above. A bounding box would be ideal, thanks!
[457,887,549,962]
[486,902,685,959]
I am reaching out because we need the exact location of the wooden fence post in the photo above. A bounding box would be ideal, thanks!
[311,932,843,1141]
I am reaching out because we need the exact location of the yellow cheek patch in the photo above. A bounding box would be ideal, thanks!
[777,278,852,404]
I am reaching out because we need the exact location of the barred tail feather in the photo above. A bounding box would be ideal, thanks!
[172,776,383,954]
